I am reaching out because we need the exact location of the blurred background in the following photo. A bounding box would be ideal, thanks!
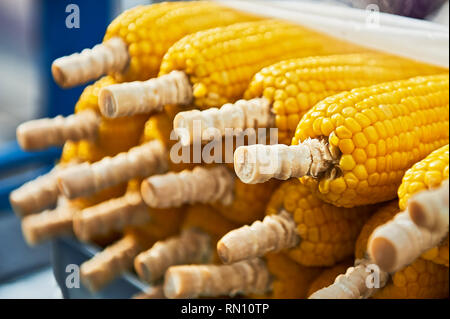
[0,0,448,298]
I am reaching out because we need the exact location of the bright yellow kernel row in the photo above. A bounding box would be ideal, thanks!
[104,1,256,82]
[293,74,449,207]
[245,54,444,144]
[160,19,363,110]
[372,258,449,299]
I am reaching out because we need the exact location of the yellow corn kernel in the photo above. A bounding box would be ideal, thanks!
[104,1,257,82]
[293,74,449,207]
[161,20,369,130]
[266,179,374,267]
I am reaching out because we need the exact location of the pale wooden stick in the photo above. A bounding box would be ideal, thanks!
[368,207,449,273]
[217,210,299,264]
[134,229,212,283]
[73,192,150,242]
[16,110,100,150]
[408,179,449,230]
[173,98,272,146]
[99,71,192,118]
[10,165,64,216]
[234,138,339,184]
[132,285,166,299]
[21,203,77,245]
[309,259,389,299]
[58,140,167,199]
[141,165,234,208]
[80,235,144,292]
[52,37,129,88]
[163,258,271,299]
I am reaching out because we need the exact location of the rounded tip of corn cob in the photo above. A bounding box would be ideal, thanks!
[368,237,396,273]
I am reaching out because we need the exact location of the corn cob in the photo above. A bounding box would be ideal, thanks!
[80,206,184,292]
[174,53,444,146]
[234,74,449,207]
[310,201,449,299]
[134,204,237,284]
[306,259,353,297]
[140,165,280,225]
[98,19,363,119]
[369,145,449,271]
[51,1,256,88]
[163,252,322,299]
[217,179,374,267]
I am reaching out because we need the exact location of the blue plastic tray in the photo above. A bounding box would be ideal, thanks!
[52,237,148,299]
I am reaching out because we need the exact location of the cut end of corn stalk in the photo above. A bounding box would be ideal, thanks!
[134,229,212,283]
[217,210,299,264]
[368,204,449,273]
[163,258,271,299]
[73,191,149,242]
[173,98,272,146]
[234,139,339,184]
[16,110,100,151]
[141,166,234,209]
[58,141,167,199]
[52,37,129,88]
[408,179,449,230]
[99,71,192,118]
[21,204,76,246]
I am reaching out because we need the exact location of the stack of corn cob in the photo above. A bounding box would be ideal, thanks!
[8,0,449,299]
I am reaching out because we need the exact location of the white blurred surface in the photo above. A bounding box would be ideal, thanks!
[0,266,61,299]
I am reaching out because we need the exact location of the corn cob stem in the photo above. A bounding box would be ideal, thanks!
[99,71,192,118]
[16,110,100,151]
[368,183,449,273]
[9,165,66,216]
[80,235,144,292]
[58,141,167,199]
[173,98,272,146]
[132,285,166,299]
[52,37,129,88]
[234,139,339,184]
[217,210,299,264]
[309,259,389,299]
[73,191,150,242]
[21,203,76,245]
[134,229,212,283]
[164,258,271,299]
[141,166,234,208]
[409,179,449,230]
